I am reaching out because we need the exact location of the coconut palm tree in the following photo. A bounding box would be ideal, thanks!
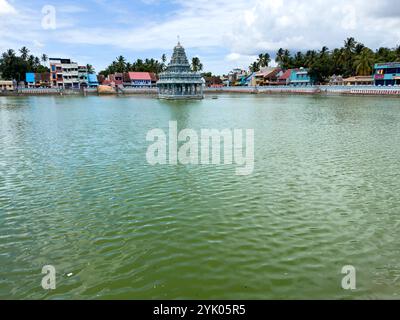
[19,47,29,60]
[249,61,259,73]
[354,48,375,76]
[191,57,203,72]
[344,37,356,54]
[319,46,330,60]
[257,53,271,68]
[34,56,41,67]
[305,50,317,67]
[115,55,127,72]
[86,64,94,74]
[41,54,48,64]
[275,48,285,67]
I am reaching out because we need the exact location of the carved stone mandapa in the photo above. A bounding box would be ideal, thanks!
[157,42,204,100]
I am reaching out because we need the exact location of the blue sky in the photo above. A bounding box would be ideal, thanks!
[1,0,400,74]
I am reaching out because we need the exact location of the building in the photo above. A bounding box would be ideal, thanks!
[289,68,313,86]
[157,41,204,99]
[0,80,14,91]
[329,75,344,86]
[49,58,80,89]
[149,72,158,86]
[227,68,248,86]
[78,66,88,88]
[125,72,152,87]
[253,67,282,86]
[110,73,124,86]
[26,73,35,88]
[244,72,256,86]
[204,76,223,88]
[25,72,51,87]
[374,62,400,86]
[343,76,373,86]
[277,69,292,85]
[87,74,99,88]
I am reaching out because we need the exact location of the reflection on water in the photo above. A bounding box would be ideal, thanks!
[1,95,400,299]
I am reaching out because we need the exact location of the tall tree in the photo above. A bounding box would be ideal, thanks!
[41,54,48,64]
[86,64,95,74]
[19,46,29,61]
[354,48,375,76]
[191,57,203,72]
[257,53,271,68]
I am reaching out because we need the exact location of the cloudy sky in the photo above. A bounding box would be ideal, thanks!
[1,0,400,74]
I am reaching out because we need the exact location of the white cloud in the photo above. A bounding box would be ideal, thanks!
[0,0,16,14]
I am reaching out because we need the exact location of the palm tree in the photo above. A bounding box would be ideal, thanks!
[355,43,365,55]
[191,57,203,72]
[19,46,29,60]
[321,46,329,56]
[34,57,41,67]
[6,49,16,58]
[354,48,375,76]
[86,64,94,74]
[257,53,271,68]
[115,55,126,72]
[41,54,48,64]
[161,54,167,63]
[396,45,400,59]
[249,61,259,73]
[305,50,317,67]
[275,48,285,67]
[344,37,356,53]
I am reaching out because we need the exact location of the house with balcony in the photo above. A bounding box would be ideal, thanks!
[374,62,400,86]
[289,68,313,86]
[49,58,80,89]
[78,66,88,88]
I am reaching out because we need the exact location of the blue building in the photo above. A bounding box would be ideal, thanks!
[26,72,35,87]
[289,68,313,86]
[87,74,99,88]
[374,62,400,86]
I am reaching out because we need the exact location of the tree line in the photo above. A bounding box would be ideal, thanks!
[99,55,204,77]
[249,38,400,83]
[0,47,49,81]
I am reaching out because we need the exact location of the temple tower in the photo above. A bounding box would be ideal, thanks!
[157,42,204,100]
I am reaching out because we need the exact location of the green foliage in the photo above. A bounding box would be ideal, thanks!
[249,53,271,71]
[191,57,203,72]
[273,38,400,84]
[0,47,49,80]
[100,56,166,77]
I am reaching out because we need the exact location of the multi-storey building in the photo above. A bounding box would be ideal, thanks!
[49,58,80,89]
[78,65,88,88]
[374,62,400,86]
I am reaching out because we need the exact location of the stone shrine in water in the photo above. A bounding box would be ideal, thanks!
[157,42,204,100]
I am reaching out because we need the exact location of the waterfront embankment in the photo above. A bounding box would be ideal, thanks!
[206,85,400,96]
[1,85,400,97]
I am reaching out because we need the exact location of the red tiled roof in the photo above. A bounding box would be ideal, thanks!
[279,70,292,80]
[128,72,152,81]
[149,72,158,82]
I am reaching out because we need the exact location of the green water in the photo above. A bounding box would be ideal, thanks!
[1,94,400,300]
